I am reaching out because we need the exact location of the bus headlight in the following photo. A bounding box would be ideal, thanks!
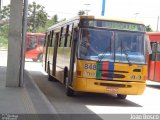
[130,75,135,80]
[136,75,141,80]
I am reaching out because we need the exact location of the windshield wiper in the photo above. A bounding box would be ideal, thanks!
[98,47,111,62]
[122,49,132,66]
[98,53,106,62]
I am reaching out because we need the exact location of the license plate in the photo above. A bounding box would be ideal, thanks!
[106,87,119,92]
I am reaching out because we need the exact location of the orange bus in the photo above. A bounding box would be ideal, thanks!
[147,32,160,82]
[25,33,45,62]
[43,15,148,99]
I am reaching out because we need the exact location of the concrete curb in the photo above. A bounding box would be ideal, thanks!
[24,70,58,114]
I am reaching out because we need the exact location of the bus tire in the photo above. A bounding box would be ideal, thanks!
[32,58,37,62]
[63,67,68,84]
[117,94,127,99]
[65,77,74,96]
[47,61,52,81]
[38,53,43,62]
[47,61,57,82]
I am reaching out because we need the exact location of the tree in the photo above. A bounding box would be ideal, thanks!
[0,5,10,21]
[0,2,48,32]
[37,14,59,33]
[145,25,153,32]
[78,10,85,15]
[27,2,48,32]
[0,5,10,48]
[52,14,58,23]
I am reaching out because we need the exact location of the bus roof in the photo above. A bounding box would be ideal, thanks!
[48,15,144,31]
[93,16,144,25]
[147,32,160,42]
[27,32,46,36]
[147,32,160,35]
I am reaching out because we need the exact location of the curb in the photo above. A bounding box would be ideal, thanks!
[24,70,58,114]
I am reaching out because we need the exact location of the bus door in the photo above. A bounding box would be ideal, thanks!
[149,42,160,82]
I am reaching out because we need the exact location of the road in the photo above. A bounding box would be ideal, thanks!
[25,61,160,114]
[1,50,160,119]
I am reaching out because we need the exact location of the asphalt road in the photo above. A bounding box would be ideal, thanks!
[25,61,160,115]
[1,50,160,119]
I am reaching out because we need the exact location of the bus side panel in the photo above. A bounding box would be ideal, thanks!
[55,47,71,83]
[56,47,64,82]
[149,61,155,81]
[48,47,54,76]
[25,45,43,59]
[42,47,46,71]
[155,61,160,82]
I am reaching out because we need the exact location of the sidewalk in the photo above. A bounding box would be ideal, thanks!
[0,66,57,114]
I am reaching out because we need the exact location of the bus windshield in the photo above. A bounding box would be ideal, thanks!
[78,28,145,64]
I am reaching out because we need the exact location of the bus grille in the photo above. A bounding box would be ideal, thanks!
[101,73,125,78]
[95,82,132,88]
[96,61,127,80]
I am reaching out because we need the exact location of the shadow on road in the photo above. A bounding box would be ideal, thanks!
[29,70,142,109]
[147,84,160,90]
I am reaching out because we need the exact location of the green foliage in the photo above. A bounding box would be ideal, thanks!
[27,2,48,32]
[0,5,10,20]
[0,24,9,37]
[78,10,85,15]
[145,25,153,32]
[0,24,9,48]
[37,15,59,33]
[0,4,10,48]
[0,2,61,48]
[0,36,8,48]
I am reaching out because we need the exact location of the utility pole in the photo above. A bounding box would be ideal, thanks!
[0,0,1,12]
[0,0,1,20]
[156,16,159,31]
[32,3,36,33]
[20,0,28,86]
[84,4,90,15]
[101,0,106,16]
[134,13,139,20]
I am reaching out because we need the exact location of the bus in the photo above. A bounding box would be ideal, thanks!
[43,15,148,99]
[147,32,160,82]
[25,33,45,62]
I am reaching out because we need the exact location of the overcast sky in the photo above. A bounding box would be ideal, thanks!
[2,0,160,31]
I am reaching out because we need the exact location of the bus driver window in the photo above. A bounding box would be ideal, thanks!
[79,30,98,57]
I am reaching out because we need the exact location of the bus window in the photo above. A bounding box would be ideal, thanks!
[150,43,157,61]
[51,34,55,47]
[39,36,45,45]
[48,34,51,47]
[78,28,113,61]
[49,31,54,47]
[115,32,145,64]
[26,35,37,50]
[157,43,160,52]
[60,27,66,47]
[58,27,63,47]
[64,25,69,47]
[156,43,160,61]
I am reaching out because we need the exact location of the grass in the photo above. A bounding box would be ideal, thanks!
[0,36,8,49]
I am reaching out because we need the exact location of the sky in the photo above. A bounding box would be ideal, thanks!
[2,0,160,31]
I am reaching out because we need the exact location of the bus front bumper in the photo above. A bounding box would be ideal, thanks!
[72,78,146,95]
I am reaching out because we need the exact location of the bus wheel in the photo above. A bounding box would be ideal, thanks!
[47,61,52,81]
[32,58,37,62]
[47,61,56,82]
[117,94,127,99]
[63,67,68,84]
[65,77,74,96]
[38,53,43,62]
